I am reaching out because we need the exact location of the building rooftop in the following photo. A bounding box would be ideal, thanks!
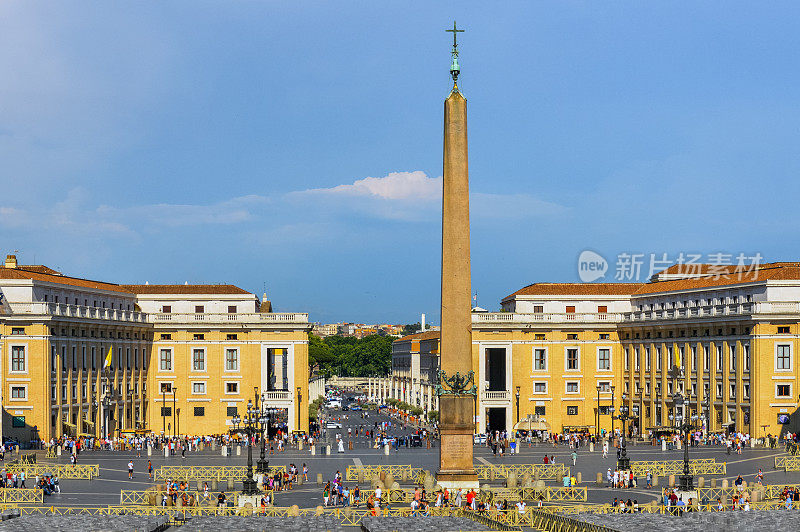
[122,284,251,295]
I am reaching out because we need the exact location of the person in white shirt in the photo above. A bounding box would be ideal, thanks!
[516,500,526,514]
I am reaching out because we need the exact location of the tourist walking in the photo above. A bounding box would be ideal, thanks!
[128,460,134,479]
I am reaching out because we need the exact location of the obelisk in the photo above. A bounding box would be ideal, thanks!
[437,21,478,491]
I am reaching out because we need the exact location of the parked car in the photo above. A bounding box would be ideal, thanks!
[473,433,487,445]
[326,422,342,429]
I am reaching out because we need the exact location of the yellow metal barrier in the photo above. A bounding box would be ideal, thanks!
[120,489,276,507]
[154,465,285,482]
[4,463,99,480]
[484,487,587,503]
[344,465,424,483]
[475,464,569,481]
[0,489,43,504]
[775,456,800,471]
[629,459,725,476]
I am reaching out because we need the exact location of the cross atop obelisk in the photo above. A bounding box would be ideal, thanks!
[436,21,478,492]
[446,21,464,83]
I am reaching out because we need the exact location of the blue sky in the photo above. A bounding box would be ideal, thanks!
[2,2,800,324]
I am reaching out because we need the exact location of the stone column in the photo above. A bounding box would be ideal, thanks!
[437,75,478,490]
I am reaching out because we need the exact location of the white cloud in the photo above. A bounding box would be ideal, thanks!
[302,171,442,201]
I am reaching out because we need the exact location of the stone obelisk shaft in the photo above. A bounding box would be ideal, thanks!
[437,85,477,487]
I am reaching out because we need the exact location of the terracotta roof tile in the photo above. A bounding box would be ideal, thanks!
[503,283,643,301]
[634,264,800,294]
[393,330,441,343]
[0,268,129,293]
[122,284,251,295]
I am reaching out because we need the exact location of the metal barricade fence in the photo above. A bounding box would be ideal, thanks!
[4,463,99,480]
[474,464,569,480]
[154,465,285,481]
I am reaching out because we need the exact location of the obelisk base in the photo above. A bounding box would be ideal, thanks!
[438,395,479,491]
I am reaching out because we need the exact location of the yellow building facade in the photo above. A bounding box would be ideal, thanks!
[391,262,800,439]
[0,255,310,443]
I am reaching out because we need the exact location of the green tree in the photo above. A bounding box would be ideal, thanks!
[308,333,393,377]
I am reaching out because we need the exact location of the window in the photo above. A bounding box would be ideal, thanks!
[534,406,546,416]
[716,345,723,371]
[743,383,750,399]
[565,306,575,313]
[194,407,205,416]
[11,416,25,428]
[159,349,172,371]
[729,345,736,372]
[566,382,579,393]
[678,346,684,369]
[743,344,750,371]
[11,346,25,372]
[225,349,239,371]
[703,345,709,372]
[597,306,607,313]
[729,383,736,399]
[10,386,26,399]
[635,348,640,370]
[533,305,544,313]
[534,333,545,340]
[195,305,204,313]
[691,382,697,396]
[691,345,697,371]
[192,382,206,394]
[777,384,791,397]
[226,382,239,394]
[646,382,651,395]
[159,382,172,393]
[598,348,611,371]
[533,349,547,370]
[160,333,172,340]
[193,333,204,340]
[10,327,24,335]
[226,406,238,417]
[227,334,238,340]
[656,346,662,370]
[162,306,171,313]
[778,326,790,334]
[228,305,237,313]
[597,381,611,393]
[192,349,205,371]
[645,346,651,371]
[599,334,610,340]
[566,406,578,415]
[161,407,172,417]
[777,344,791,370]
[566,348,579,371]
[716,383,723,398]
[624,348,630,370]
[533,382,547,394]
[567,333,578,340]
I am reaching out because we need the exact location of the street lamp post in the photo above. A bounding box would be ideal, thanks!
[297,386,302,433]
[610,385,616,437]
[254,390,269,475]
[229,399,264,495]
[172,387,177,438]
[161,387,166,437]
[670,392,698,491]
[616,393,631,470]
[515,386,521,425]
[596,385,602,439]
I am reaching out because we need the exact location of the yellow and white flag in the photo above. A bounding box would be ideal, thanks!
[104,346,113,369]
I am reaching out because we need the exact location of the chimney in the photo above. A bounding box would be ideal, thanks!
[4,255,17,269]
[421,313,426,331]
